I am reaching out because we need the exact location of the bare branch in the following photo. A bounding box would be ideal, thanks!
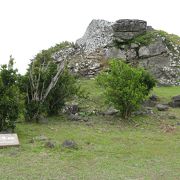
[42,60,65,101]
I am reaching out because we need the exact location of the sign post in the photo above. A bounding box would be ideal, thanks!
[0,134,20,147]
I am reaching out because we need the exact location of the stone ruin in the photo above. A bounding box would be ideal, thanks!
[53,19,180,86]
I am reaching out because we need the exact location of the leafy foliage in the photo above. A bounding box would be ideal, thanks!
[130,30,157,45]
[114,30,158,47]
[0,57,20,131]
[23,42,78,122]
[97,59,156,119]
[45,69,79,115]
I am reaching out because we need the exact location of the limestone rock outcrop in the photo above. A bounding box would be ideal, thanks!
[76,19,114,54]
[138,38,167,58]
[112,19,147,42]
[53,19,180,85]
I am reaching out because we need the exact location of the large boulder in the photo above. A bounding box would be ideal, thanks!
[156,104,169,111]
[170,95,180,108]
[105,47,126,59]
[112,19,147,32]
[112,19,147,42]
[139,39,167,58]
[62,140,78,149]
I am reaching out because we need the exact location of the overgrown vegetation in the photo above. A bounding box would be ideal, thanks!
[0,57,20,131]
[22,43,78,122]
[130,30,159,45]
[44,41,73,54]
[0,24,180,179]
[0,79,179,179]
[0,42,79,126]
[114,30,158,47]
[97,59,156,119]
[156,30,180,53]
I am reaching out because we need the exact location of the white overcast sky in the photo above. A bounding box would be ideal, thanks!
[0,0,179,74]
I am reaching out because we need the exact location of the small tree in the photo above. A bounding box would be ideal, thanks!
[97,59,156,119]
[23,43,78,122]
[45,69,78,115]
[0,57,20,131]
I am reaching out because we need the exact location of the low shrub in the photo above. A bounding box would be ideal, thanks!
[0,58,20,131]
[97,59,156,119]
[22,43,79,122]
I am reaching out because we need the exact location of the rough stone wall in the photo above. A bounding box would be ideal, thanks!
[76,19,114,54]
[53,19,180,86]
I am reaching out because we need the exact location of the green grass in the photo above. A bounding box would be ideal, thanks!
[0,79,180,180]
[77,78,107,111]
[153,86,180,102]
[133,30,180,47]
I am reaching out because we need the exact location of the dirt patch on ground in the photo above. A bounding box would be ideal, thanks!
[160,124,176,133]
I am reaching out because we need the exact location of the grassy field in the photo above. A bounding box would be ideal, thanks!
[0,79,180,180]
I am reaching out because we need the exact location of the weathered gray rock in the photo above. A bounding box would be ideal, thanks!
[114,31,143,42]
[76,19,114,54]
[170,95,180,107]
[139,54,174,85]
[143,99,157,107]
[113,19,147,32]
[105,47,136,60]
[145,107,154,114]
[105,47,126,59]
[134,107,153,115]
[156,104,169,111]
[52,46,76,62]
[67,49,104,77]
[45,141,55,148]
[68,114,81,121]
[142,95,158,108]
[102,107,119,115]
[139,39,167,58]
[76,19,147,52]
[112,19,147,42]
[149,94,159,101]
[139,46,150,57]
[62,140,78,149]
[126,49,137,60]
[131,43,139,49]
[148,39,167,56]
[65,102,79,114]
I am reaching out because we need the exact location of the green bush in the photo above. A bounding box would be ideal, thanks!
[0,58,20,131]
[45,69,79,116]
[24,69,79,121]
[23,43,79,122]
[97,59,156,119]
